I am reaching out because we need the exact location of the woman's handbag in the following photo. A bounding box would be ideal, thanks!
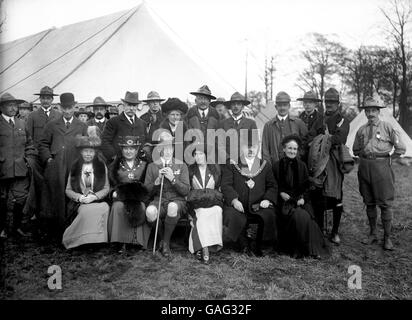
[187,188,224,210]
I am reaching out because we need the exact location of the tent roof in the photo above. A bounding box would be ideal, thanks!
[0,3,235,103]
[346,108,412,158]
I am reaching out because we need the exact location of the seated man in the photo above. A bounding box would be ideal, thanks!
[221,132,277,256]
[144,133,190,257]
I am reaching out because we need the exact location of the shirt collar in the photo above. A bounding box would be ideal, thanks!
[41,107,51,113]
[95,118,105,123]
[64,117,74,124]
[232,114,243,121]
[277,114,288,121]
[161,157,172,167]
[198,107,209,117]
[2,114,14,123]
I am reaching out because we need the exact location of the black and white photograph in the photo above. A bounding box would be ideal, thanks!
[0,0,411,307]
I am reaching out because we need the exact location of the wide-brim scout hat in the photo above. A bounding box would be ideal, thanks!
[75,107,90,117]
[0,93,26,106]
[360,96,386,109]
[121,91,140,105]
[118,136,141,147]
[224,92,250,108]
[75,135,101,149]
[275,91,291,104]
[87,96,111,109]
[161,97,188,115]
[324,88,340,102]
[281,134,302,148]
[210,97,226,108]
[34,86,58,97]
[60,92,77,108]
[297,91,321,102]
[190,85,216,100]
[142,91,165,103]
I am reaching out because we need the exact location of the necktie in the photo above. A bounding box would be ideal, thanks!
[201,111,206,119]
[46,111,50,118]
[9,119,14,127]
[368,123,374,141]
[130,116,134,125]
[65,121,70,129]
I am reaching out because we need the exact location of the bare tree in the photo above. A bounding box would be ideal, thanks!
[381,0,412,134]
[297,33,347,113]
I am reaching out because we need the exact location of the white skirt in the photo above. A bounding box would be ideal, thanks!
[62,202,109,249]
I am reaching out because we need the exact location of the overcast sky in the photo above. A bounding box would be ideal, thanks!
[1,0,393,98]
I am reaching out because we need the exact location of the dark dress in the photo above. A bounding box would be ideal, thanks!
[273,157,329,258]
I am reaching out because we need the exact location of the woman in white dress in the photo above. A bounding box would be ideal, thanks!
[63,136,110,249]
[187,143,224,264]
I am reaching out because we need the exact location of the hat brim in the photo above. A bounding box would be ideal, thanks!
[142,99,165,103]
[0,99,26,106]
[224,100,250,107]
[34,93,59,96]
[190,92,217,100]
[121,99,141,105]
[324,99,340,103]
[359,105,386,109]
[87,104,111,108]
[210,101,226,107]
[297,98,321,102]
[118,143,141,147]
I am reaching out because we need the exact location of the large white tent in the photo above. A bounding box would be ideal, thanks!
[346,107,412,158]
[0,3,235,104]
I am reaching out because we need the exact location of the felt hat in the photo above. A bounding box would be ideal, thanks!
[210,97,226,108]
[75,135,101,149]
[142,91,165,103]
[360,96,386,109]
[118,136,141,147]
[121,91,140,105]
[297,91,321,102]
[190,85,216,100]
[224,92,250,107]
[324,88,340,102]
[33,86,58,97]
[87,96,111,109]
[275,91,291,104]
[59,92,77,108]
[0,92,26,106]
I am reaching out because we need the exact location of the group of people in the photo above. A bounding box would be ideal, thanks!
[0,83,406,265]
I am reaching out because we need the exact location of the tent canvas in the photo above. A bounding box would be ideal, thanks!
[346,107,412,158]
[0,3,234,104]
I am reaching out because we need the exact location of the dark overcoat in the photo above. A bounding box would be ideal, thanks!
[26,108,61,149]
[38,116,88,229]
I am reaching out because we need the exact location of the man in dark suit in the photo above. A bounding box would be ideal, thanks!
[218,92,258,163]
[38,93,88,237]
[26,86,61,149]
[186,85,220,146]
[221,133,277,256]
[86,96,111,135]
[297,91,322,132]
[101,91,147,163]
[0,93,37,239]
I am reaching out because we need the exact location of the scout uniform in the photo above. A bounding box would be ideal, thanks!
[353,97,405,250]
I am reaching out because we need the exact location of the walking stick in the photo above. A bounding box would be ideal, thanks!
[153,174,165,255]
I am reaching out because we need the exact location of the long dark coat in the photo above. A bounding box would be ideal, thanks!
[38,117,88,229]
[101,112,147,162]
[140,110,165,144]
[221,157,278,242]
[26,108,61,149]
[87,118,108,135]
[0,116,37,180]
[185,106,220,144]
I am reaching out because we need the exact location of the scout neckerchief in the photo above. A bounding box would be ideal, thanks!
[230,158,267,190]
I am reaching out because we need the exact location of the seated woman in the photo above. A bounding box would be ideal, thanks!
[187,143,223,264]
[108,136,150,253]
[273,134,329,259]
[63,136,110,249]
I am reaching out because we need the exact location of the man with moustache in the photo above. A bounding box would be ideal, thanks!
[307,88,350,245]
[186,85,220,147]
[140,91,165,145]
[218,92,258,162]
[261,91,307,166]
[86,97,111,135]
[0,93,37,239]
[38,93,88,239]
[27,86,61,149]
[101,91,147,163]
[353,97,405,251]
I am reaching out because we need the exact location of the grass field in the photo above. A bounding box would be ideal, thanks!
[1,162,411,300]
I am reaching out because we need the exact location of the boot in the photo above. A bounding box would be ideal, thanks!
[362,216,378,245]
[383,220,394,251]
[12,203,31,238]
[330,205,343,245]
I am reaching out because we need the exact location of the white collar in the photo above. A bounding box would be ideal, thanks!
[277,114,288,121]
[232,114,243,121]
[64,117,74,124]
[245,157,255,170]
[41,107,51,113]
[198,107,209,117]
[95,118,105,123]
[161,158,172,167]
[2,114,14,123]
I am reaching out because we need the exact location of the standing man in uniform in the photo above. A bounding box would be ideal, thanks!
[261,91,307,166]
[86,96,111,135]
[101,91,147,164]
[17,102,33,123]
[140,91,165,145]
[27,86,61,149]
[38,93,88,238]
[0,93,37,238]
[353,97,405,250]
[211,97,229,120]
[307,88,350,245]
[298,91,322,132]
